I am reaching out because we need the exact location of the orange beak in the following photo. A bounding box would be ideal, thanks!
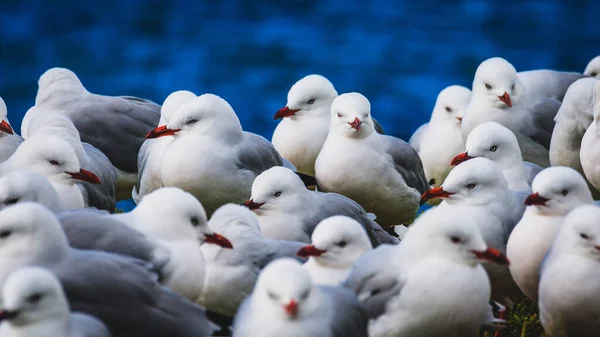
[524,192,549,206]
[450,152,473,166]
[296,245,327,258]
[67,169,101,184]
[204,233,233,249]
[0,120,14,135]
[472,248,510,265]
[498,92,512,107]
[349,117,362,131]
[146,125,180,139]
[421,187,454,202]
[274,106,300,119]
[283,300,298,318]
[242,199,265,210]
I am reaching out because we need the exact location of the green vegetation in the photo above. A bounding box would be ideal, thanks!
[484,297,545,337]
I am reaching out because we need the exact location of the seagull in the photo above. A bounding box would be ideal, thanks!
[0,202,218,337]
[506,166,594,301]
[517,69,588,102]
[451,121,542,192]
[272,75,384,176]
[315,92,428,227]
[538,204,600,337]
[584,55,600,78]
[461,57,561,167]
[0,266,110,337]
[297,215,372,286]
[144,93,283,217]
[410,85,470,188]
[0,97,23,163]
[199,204,305,318]
[244,166,399,246]
[579,80,600,193]
[232,258,368,337]
[22,67,161,200]
[0,170,62,212]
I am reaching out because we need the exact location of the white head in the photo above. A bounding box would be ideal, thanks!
[0,97,14,136]
[208,204,262,238]
[252,258,323,320]
[133,187,232,248]
[471,57,525,109]
[421,157,509,206]
[6,135,100,186]
[36,68,86,105]
[274,75,338,120]
[555,78,597,125]
[429,85,472,125]
[296,216,372,269]
[160,90,197,126]
[453,122,523,168]
[584,55,600,79]
[25,112,81,142]
[525,167,593,216]
[329,92,376,139]
[0,203,69,268]
[145,94,243,142]
[552,204,600,260]
[244,167,307,214]
[0,171,61,212]
[0,267,70,327]
[401,206,509,266]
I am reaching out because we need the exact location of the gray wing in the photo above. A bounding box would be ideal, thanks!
[518,70,589,101]
[524,97,561,150]
[53,249,217,337]
[79,142,117,212]
[311,192,400,247]
[408,123,428,153]
[236,132,283,175]
[382,135,429,194]
[372,117,385,135]
[72,312,112,337]
[66,96,161,173]
[524,161,543,185]
[321,286,369,337]
[57,209,170,276]
[341,245,403,319]
[258,239,307,268]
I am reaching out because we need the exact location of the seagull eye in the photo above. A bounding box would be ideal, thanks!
[489,145,497,152]
[484,83,492,90]
[336,241,347,248]
[4,198,19,205]
[190,217,199,227]
[267,291,278,300]
[445,106,453,113]
[336,113,342,118]
[592,72,598,77]
[580,233,589,240]
[466,183,476,189]
[307,99,315,105]
[561,189,568,196]
[49,160,59,166]
[273,191,282,197]
[27,293,42,304]
[300,289,310,300]
[0,230,12,239]
[450,236,461,244]
[186,119,198,125]
[511,83,515,91]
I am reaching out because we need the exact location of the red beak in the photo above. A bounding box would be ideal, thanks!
[145,125,180,139]
[274,106,300,119]
[67,169,101,184]
[498,92,512,107]
[242,199,265,210]
[450,152,473,166]
[204,233,233,249]
[349,117,362,131]
[0,309,18,321]
[421,187,454,202]
[296,245,327,258]
[472,248,510,265]
[455,117,462,122]
[0,120,14,135]
[524,192,549,206]
[283,300,298,318]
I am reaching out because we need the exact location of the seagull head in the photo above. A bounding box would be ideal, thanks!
[526,167,593,215]
[330,92,375,138]
[36,68,86,105]
[0,171,61,212]
[297,215,372,268]
[555,204,600,260]
[453,122,522,168]
[274,74,338,120]
[159,90,198,126]
[584,55,600,79]
[208,204,262,241]
[0,97,14,136]
[244,167,306,214]
[430,85,471,126]
[472,57,524,109]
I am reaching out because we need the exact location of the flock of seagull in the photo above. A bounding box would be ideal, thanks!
[0,54,598,337]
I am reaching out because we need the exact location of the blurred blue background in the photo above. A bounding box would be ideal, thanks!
[0,0,598,142]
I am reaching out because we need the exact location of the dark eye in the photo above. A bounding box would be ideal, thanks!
[300,289,310,300]
[0,230,12,239]
[489,145,497,152]
[307,99,315,105]
[336,113,342,118]
[511,83,515,91]
[267,291,278,300]
[484,83,492,90]
[186,119,198,125]
[190,217,199,227]
[592,72,598,77]
[28,293,42,304]
[49,160,59,166]
[336,241,347,248]
[273,191,281,197]
[466,183,476,189]
[561,189,568,196]
[450,236,461,244]
[4,198,19,205]
[580,233,589,240]
[445,106,453,113]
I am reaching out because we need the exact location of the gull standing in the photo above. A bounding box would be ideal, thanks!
[451,121,542,192]
[0,267,110,337]
[506,166,594,301]
[411,85,470,187]
[297,215,372,286]
[0,97,22,163]
[145,93,282,217]
[538,204,600,337]
[315,93,428,227]
[584,55,600,78]
[232,258,368,337]
[244,166,398,245]
[461,57,561,167]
